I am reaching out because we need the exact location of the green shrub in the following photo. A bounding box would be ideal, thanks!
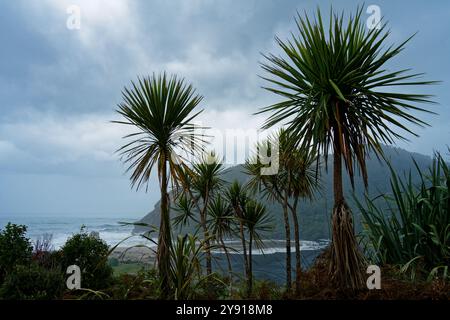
[252,280,282,299]
[230,279,282,299]
[0,263,65,300]
[60,231,113,290]
[33,250,63,271]
[108,269,160,300]
[194,273,229,299]
[0,223,33,282]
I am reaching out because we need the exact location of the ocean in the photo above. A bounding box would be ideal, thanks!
[0,215,328,283]
[0,216,329,252]
[0,215,143,249]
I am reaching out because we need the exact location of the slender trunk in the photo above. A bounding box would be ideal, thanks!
[247,232,253,297]
[235,206,249,287]
[200,189,212,275]
[220,237,233,283]
[330,124,364,290]
[239,219,249,284]
[290,197,301,295]
[157,157,171,299]
[282,191,292,292]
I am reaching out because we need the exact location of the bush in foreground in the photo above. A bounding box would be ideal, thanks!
[357,153,450,281]
[0,263,65,300]
[0,223,33,283]
[60,230,113,290]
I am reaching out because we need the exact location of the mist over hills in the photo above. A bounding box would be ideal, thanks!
[134,146,433,240]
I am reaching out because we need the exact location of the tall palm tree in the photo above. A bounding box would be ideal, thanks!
[242,199,274,297]
[258,8,436,289]
[114,73,205,297]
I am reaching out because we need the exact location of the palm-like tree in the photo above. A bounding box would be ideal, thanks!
[258,8,436,289]
[242,199,274,297]
[207,195,235,282]
[114,73,205,297]
[225,181,250,287]
[284,140,320,294]
[245,129,320,294]
[244,133,294,292]
[190,155,225,275]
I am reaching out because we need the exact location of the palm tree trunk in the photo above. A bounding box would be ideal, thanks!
[290,198,301,295]
[282,191,292,293]
[200,190,212,275]
[239,219,249,284]
[247,232,253,297]
[330,127,364,290]
[157,157,171,298]
[220,237,233,284]
[235,206,249,288]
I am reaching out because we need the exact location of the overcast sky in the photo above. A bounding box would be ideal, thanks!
[0,0,449,218]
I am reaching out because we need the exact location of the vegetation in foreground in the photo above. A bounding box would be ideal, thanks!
[0,149,448,300]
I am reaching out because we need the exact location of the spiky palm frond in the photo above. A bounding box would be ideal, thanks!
[244,128,321,201]
[114,73,206,191]
[190,153,225,199]
[242,200,274,250]
[258,7,437,187]
[207,195,235,239]
[173,194,199,228]
[225,180,249,217]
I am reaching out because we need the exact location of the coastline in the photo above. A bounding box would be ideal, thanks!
[110,239,329,263]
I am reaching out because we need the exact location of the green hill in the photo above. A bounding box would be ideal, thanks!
[134,146,432,240]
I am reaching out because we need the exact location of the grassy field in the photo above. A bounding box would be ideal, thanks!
[112,262,150,275]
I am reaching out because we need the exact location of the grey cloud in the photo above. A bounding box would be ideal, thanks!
[0,0,449,216]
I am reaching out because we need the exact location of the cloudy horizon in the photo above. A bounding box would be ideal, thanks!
[0,0,449,218]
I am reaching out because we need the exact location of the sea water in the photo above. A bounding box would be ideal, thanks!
[0,215,144,249]
[0,215,329,282]
[0,215,329,253]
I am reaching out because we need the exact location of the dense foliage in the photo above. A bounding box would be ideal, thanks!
[60,230,113,290]
[357,153,450,280]
[0,223,33,282]
[0,264,65,300]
